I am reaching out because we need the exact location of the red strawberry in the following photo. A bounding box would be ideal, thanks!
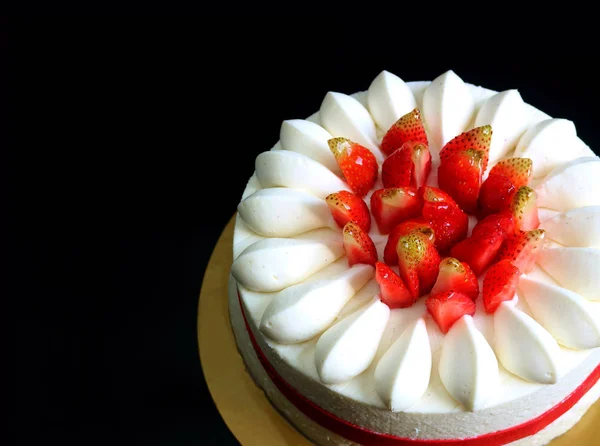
[328,137,378,198]
[497,229,546,274]
[510,186,540,232]
[375,262,416,309]
[426,291,476,334]
[478,173,516,218]
[430,257,479,300]
[384,219,434,266]
[482,259,520,313]
[380,108,428,156]
[370,187,423,234]
[343,221,377,266]
[382,141,432,189]
[438,149,485,214]
[472,211,515,239]
[489,157,533,188]
[396,231,441,298]
[421,186,468,253]
[325,191,371,232]
[439,125,492,172]
[450,227,505,276]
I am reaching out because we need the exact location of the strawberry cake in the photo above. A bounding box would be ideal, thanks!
[228,70,600,445]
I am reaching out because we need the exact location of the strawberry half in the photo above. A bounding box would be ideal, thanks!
[326,190,371,232]
[384,219,434,266]
[450,227,505,276]
[430,257,479,300]
[343,221,378,267]
[482,259,520,313]
[382,141,432,189]
[478,158,532,218]
[375,262,416,309]
[489,157,533,188]
[438,149,485,214]
[380,108,428,156]
[421,186,468,253]
[328,137,378,198]
[396,231,441,298]
[370,187,423,234]
[472,211,515,239]
[439,125,492,173]
[510,186,540,232]
[426,291,476,334]
[497,229,546,274]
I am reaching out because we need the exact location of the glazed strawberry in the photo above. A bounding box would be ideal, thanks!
[396,231,441,298]
[425,291,476,334]
[438,149,485,214]
[489,157,533,188]
[430,257,479,300]
[450,227,505,276]
[478,158,532,218]
[370,187,423,234]
[380,108,428,156]
[383,219,434,266]
[510,186,540,232]
[472,211,515,239]
[343,221,378,266]
[497,229,546,274]
[375,262,416,309]
[421,186,468,253]
[482,259,521,313]
[328,137,378,198]
[439,125,492,172]
[381,141,432,188]
[326,191,371,232]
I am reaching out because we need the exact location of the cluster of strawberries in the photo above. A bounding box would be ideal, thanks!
[326,109,545,334]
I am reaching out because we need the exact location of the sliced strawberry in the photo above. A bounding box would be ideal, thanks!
[497,229,546,274]
[421,186,468,253]
[472,211,515,239]
[328,137,378,198]
[430,257,479,300]
[375,262,416,309]
[382,141,432,189]
[482,259,520,313]
[478,173,517,218]
[510,186,540,232]
[343,221,377,266]
[384,219,434,266]
[450,227,505,276]
[439,125,492,173]
[326,190,371,232]
[380,108,428,156]
[426,291,476,334]
[438,149,484,214]
[370,187,423,234]
[396,231,441,298]
[489,157,533,189]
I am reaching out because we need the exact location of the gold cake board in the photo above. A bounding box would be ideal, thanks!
[197,216,600,445]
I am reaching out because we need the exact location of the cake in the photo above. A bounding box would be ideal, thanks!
[228,70,600,445]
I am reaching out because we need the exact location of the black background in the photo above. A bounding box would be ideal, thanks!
[9,17,599,445]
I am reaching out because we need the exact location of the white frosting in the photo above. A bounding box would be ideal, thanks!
[438,316,499,411]
[260,264,374,344]
[255,150,349,199]
[514,118,579,178]
[374,318,432,412]
[494,299,560,384]
[536,156,600,211]
[474,90,528,165]
[319,91,384,161]
[237,187,334,237]
[280,119,340,174]
[367,70,416,132]
[537,246,600,300]
[520,272,600,349]
[315,296,390,384]
[539,206,600,247]
[422,70,475,157]
[231,235,344,292]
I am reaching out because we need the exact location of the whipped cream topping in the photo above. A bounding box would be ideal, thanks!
[280,119,340,174]
[540,206,600,247]
[367,70,417,132]
[237,187,335,238]
[374,318,432,412]
[494,299,560,384]
[315,296,390,384]
[438,315,499,411]
[260,264,374,344]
